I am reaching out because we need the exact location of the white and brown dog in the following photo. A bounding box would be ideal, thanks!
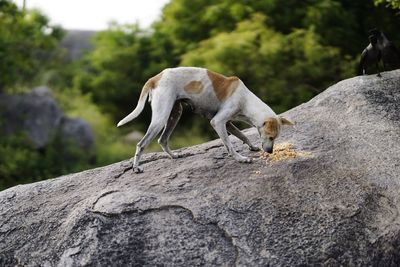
[117,67,294,173]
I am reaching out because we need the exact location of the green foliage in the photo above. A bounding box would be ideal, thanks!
[374,0,400,10]
[154,0,314,54]
[156,0,207,54]
[0,0,64,92]
[0,132,93,190]
[76,0,399,124]
[155,0,400,58]
[182,14,354,113]
[53,87,133,165]
[304,0,357,54]
[73,23,167,123]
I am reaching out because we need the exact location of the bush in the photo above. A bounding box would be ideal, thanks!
[0,132,93,190]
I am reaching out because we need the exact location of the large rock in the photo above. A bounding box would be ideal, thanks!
[0,87,63,148]
[1,71,400,266]
[0,87,94,150]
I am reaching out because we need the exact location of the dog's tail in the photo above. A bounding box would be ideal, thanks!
[117,73,162,127]
[117,93,147,127]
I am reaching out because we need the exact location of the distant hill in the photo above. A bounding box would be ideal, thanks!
[60,30,96,62]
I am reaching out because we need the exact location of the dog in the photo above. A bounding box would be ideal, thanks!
[117,67,294,173]
[359,35,382,77]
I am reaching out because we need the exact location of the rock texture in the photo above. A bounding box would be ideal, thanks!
[1,71,400,266]
[0,87,94,149]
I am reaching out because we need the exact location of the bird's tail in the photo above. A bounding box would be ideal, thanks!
[358,61,364,75]
[358,52,366,75]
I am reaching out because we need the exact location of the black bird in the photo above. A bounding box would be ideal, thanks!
[359,35,381,77]
[369,28,400,71]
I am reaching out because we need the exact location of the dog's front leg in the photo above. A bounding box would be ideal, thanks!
[226,122,260,151]
[211,116,252,163]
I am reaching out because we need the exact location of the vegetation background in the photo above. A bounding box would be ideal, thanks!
[0,0,399,190]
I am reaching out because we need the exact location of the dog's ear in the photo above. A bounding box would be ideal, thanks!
[280,116,295,126]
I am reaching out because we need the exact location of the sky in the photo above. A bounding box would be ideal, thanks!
[12,0,170,30]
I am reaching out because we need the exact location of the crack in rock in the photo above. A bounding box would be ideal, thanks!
[69,205,239,266]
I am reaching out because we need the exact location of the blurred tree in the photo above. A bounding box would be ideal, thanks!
[312,0,400,56]
[153,0,399,71]
[0,132,93,190]
[154,0,316,55]
[0,0,64,92]
[70,0,400,133]
[73,23,167,125]
[374,0,400,10]
[181,14,354,113]
[303,0,359,54]
[153,0,222,58]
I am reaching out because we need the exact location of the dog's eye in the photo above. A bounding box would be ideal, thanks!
[262,122,266,126]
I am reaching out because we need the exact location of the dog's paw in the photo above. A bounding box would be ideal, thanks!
[132,166,144,173]
[249,145,260,151]
[235,155,253,163]
[168,153,181,159]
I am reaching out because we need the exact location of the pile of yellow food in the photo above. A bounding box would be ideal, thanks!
[259,143,311,163]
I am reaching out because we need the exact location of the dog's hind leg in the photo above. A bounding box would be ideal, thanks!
[226,122,260,151]
[132,123,165,173]
[158,101,183,158]
[132,94,175,173]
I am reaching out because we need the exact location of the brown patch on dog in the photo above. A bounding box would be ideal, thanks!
[264,117,279,138]
[141,72,163,99]
[184,80,204,94]
[207,70,240,101]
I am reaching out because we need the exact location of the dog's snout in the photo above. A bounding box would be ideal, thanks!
[262,143,273,154]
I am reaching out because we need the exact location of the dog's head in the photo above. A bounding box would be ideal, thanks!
[257,116,294,153]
